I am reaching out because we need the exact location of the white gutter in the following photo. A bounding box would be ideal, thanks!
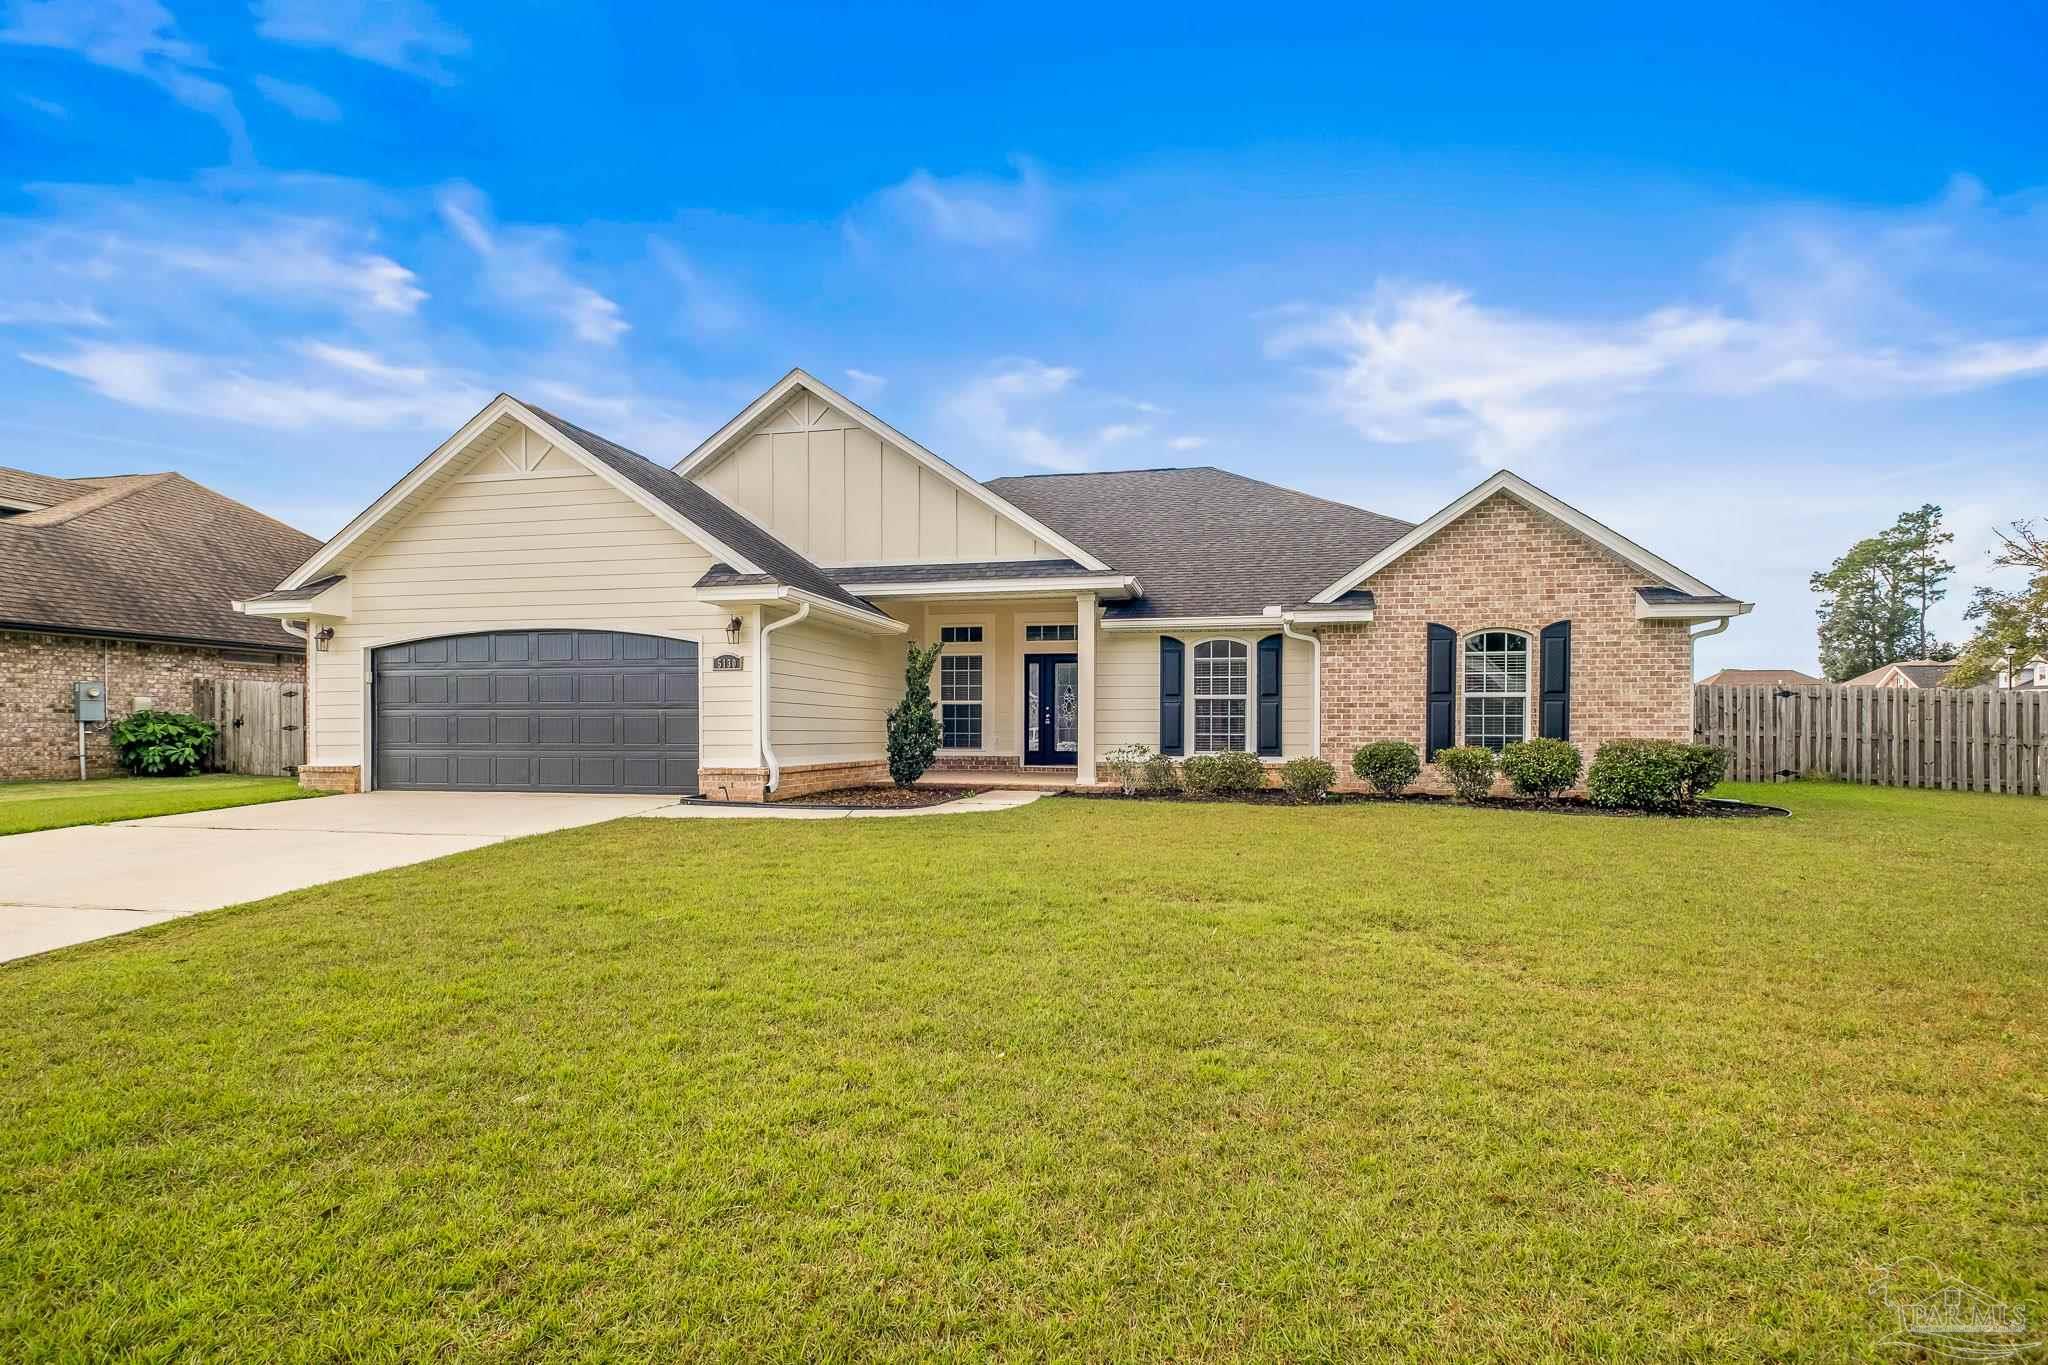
[849,574,1139,601]
[696,584,906,635]
[1278,614,1322,762]
[1099,614,1283,632]
[757,602,810,795]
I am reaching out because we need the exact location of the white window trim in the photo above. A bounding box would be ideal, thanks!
[1459,628,1533,752]
[937,627,985,751]
[1189,637,1253,755]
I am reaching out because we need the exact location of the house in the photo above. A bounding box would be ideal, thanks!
[236,370,1751,799]
[1698,667,1823,688]
[1998,657,2048,690]
[1,466,320,780]
[1841,660,1963,689]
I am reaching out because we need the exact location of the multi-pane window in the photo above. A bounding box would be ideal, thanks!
[939,625,983,644]
[1462,630,1528,752]
[1025,623,1077,642]
[1192,639,1250,753]
[940,651,983,749]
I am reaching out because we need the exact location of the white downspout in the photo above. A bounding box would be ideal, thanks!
[756,602,810,796]
[1690,617,1732,641]
[1279,614,1321,761]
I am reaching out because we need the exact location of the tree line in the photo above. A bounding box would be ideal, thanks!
[1811,506,2048,685]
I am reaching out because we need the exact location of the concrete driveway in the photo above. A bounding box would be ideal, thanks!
[0,791,676,963]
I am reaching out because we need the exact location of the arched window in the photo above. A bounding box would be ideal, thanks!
[1192,639,1250,752]
[1462,630,1529,752]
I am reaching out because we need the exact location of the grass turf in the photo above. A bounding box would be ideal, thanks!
[1,780,2042,1359]
[0,774,319,836]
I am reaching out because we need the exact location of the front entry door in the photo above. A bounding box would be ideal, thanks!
[1024,653,1080,766]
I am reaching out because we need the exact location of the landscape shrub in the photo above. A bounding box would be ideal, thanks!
[1279,756,1337,802]
[1433,745,1498,802]
[1586,739,1728,810]
[1138,752,1180,793]
[1350,741,1420,796]
[1678,744,1729,800]
[1500,737,1583,800]
[1101,744,1154,795]
[1179,751,1264,796]
[109,710,217,777]
[885,642,944,787]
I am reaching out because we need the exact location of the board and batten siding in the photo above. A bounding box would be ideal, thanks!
[693,389,1065,565]
[309,432,756,773]
[1097,629,1313,757]
[766,618,898,767]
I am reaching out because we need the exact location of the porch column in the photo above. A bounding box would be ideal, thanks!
[1075,591,1097,786]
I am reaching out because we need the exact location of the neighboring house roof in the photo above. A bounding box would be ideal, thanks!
[985,467,1413,620]
[0,465,319,651]
[1843,660,1960,688]
[1699,667,1825,688]
[525,405,876,616]
[0,467,99,510]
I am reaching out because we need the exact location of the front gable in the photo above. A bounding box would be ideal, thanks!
[677,369,1106,569]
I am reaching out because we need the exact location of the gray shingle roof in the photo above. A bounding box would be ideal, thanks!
[526,405,877,616]
[241,574,345,605]
[1638,587,1744,607]
[695,558,1099,591]
[984,467,1412,619]
[0,466,320,650]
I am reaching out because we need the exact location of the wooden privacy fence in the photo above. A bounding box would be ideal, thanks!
[192,678,305,776]
[1694,682,2047,795]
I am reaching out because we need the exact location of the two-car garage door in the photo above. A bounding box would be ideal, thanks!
[372,630,698,793]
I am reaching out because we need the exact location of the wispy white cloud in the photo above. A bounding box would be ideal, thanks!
[252,0,468,82]
[21,340,485,429]
[252,74,340,122]
[440,183,627,344]
[942,360,1174,472]
[2,0,247,156]
[647,238,743,336]
[1166,435,1207,451]
[1270,180,2048,459]
[843,367,886,395]
[16,92,68,117]
[867,158,1052,249]
[0,299,108,327]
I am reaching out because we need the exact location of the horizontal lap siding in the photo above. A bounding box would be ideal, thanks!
[312,462,754,773]
[768,620,897,766]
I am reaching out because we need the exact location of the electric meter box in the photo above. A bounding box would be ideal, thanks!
[73,681,106,723]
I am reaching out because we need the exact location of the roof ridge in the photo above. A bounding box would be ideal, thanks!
[5,472,178,527]
[987,463,1413,528]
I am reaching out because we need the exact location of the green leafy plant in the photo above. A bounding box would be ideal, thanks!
[108,709,218,777]
[1211,751,1266,793]
[1586,739,1728,811]
[1138,752,1180,794]
[1433,746,1498,802]
[1351,740,1420,796]
[1279,756,1337,802]
[1178,754,1227,796]
[885,641,945,788]
[1500,737,1583,800]
[1177,752,1263,796]
[1101,743,1154,796]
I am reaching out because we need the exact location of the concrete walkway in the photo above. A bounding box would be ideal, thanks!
[0,791,672,963]
[639,789,1045,821]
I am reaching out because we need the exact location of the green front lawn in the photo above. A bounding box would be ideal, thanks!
[0,773,320,836]
[2,782,2043,1358]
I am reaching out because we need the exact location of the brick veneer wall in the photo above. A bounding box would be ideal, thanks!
[1,629,305,781]
[699,760,888,802]
[1317,493,1695,793]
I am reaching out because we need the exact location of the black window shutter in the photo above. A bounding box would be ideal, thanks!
[1425,623,1456,760]
[1540,619,1571,740]
[1256,633,1283,756]
[1159,636,1185,755]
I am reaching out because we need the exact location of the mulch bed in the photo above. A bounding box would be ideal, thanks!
[778,785,983,810]
[1055,790,1788,818]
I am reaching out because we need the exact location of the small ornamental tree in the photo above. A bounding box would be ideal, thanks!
[885,640,945,788]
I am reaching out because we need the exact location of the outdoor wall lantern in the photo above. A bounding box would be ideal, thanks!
[315,626,335,651]
[725,616,744,644]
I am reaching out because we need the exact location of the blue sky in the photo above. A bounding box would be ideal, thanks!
[3,1,2045,674]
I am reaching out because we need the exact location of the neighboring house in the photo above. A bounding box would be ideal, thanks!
[1997,657,2048,689]
[1841,660,1966,689]
[237,370,1751,799]
[1698,667,1823,688]
[1,466,320,780]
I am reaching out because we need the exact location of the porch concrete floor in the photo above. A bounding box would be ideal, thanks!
[917,769,1097,791]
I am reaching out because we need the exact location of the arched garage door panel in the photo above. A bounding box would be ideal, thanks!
[373,630,698,793]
